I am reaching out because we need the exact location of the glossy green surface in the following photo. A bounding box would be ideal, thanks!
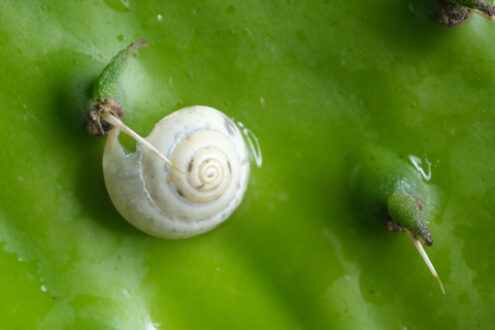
[0,0,494,329]
[349,146,435,244]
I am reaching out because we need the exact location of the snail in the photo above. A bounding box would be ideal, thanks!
[86,40,250,238]
[103,105,250,238]
[349,145,445,293]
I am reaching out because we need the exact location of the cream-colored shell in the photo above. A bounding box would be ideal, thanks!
[103,106,250,239]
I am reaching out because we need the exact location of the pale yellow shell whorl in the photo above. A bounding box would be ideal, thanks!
[103,106,250,239]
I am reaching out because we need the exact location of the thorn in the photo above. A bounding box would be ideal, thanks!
[472,8,495,22]
[406,229,445,294]
[101,112,184,175]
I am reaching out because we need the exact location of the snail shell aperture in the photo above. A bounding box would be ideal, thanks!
[103,106,250,239]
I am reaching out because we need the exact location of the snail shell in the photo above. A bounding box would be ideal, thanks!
[103,106,250,239]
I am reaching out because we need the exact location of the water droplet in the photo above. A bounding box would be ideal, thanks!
[41,285,47,292]
[409,155,432,181]
[156,14,163,22]
[237,121,262,168]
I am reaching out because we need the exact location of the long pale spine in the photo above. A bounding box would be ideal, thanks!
[407,230,445,294]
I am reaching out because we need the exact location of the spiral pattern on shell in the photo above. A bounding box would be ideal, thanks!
[103,106,250,239]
